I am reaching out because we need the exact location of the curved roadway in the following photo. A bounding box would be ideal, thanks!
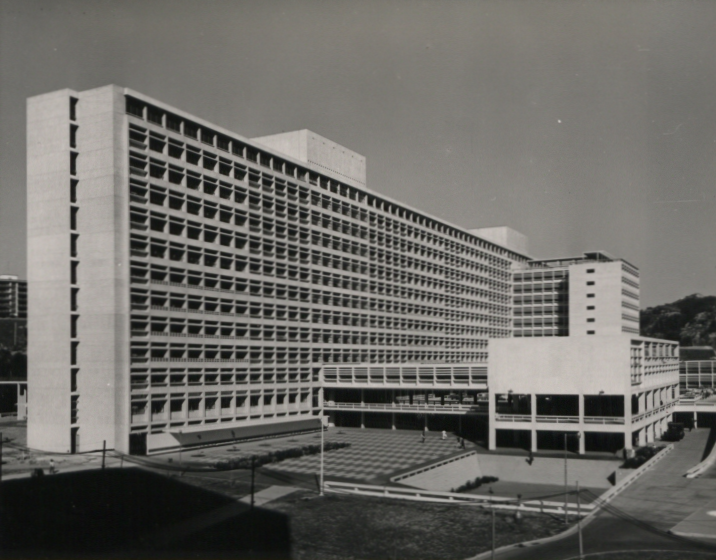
[494,428,716,559]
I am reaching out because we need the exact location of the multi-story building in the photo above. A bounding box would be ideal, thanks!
[27,85,528,455]
[489,254,678,453]
[0,275,27,319]
[512,251,641,338]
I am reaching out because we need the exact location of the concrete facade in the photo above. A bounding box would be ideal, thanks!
[488,335,679,452]
[512,252,641,339]
[27,85,528,454]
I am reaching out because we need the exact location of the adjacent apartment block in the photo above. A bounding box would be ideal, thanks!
[489,253,679,453]
[0,275,27,319]
[27,85,528,454]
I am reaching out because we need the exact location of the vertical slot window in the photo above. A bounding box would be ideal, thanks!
[71,207,78,231]
[70,97,78,121]
[71,341,79,366]
[70,152,78,176]
[70,124,78,148]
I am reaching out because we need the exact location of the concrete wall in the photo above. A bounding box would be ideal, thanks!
[27,89,76,452]
[75,85,130,453]
[569,261,629,337]
[489,336,632,396]
[27,86,131,453]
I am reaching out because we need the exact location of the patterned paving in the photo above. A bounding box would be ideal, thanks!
[263,428,466,481]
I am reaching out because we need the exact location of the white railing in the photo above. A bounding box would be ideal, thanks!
[632,402,675,423]
[494,414,531,423]
[583,416,625,425]
[322,402,487,414]
[323,481,594,516]
[535,415,579,424]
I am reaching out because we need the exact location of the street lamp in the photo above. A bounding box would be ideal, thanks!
[564,431,581,524]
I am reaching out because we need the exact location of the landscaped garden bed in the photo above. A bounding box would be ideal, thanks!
[213,441,350,470]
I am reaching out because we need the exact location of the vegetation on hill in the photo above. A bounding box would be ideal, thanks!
[641,294,716,347]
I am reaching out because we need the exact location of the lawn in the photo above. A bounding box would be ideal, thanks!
[265,490,569,560]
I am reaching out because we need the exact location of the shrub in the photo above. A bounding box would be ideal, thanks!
[213,441,350,470]
[622,445,664,469]
[451,475,499,493]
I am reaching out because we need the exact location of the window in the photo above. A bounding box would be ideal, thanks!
[587,318,595,323]
[70,97,78,121]
[166,114,181,132]
[587,305,595,310]
[70,124,78,148]
[126,97,144,118]
[70,152,78,176]
[587,294,595,298]
[70,179,78,203]
[586,268,595,273]
[586,281,595,286]
[587,330,595,335]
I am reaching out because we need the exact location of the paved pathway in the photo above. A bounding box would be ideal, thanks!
[239,485,300,506]
[495,428,716,559]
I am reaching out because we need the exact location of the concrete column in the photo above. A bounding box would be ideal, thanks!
[391,412,396,430]
[578,432,585,455]
[361,410,365,429]
[531,394,537,421]
[488,390,496,451]
[530,429,537,452]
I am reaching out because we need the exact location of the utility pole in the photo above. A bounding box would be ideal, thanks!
[577,481,584,560]
[320,415,324,496]
[250,456,255,509]
[489,487,496,560]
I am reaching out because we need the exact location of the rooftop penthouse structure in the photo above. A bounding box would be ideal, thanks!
[27,85,528,454]
[512,251,641,338]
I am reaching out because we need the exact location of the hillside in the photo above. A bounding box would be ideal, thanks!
[641,294,716,347]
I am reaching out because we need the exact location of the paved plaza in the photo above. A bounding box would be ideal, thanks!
[263,428,470,482]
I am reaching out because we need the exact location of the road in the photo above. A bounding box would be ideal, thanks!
[496,428,716,559]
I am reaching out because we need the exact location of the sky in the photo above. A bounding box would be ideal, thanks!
[1,0,714,308]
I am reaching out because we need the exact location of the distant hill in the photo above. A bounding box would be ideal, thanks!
[641,294,716,348]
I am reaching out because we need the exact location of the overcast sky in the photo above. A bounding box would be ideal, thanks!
[1,0,715,307]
